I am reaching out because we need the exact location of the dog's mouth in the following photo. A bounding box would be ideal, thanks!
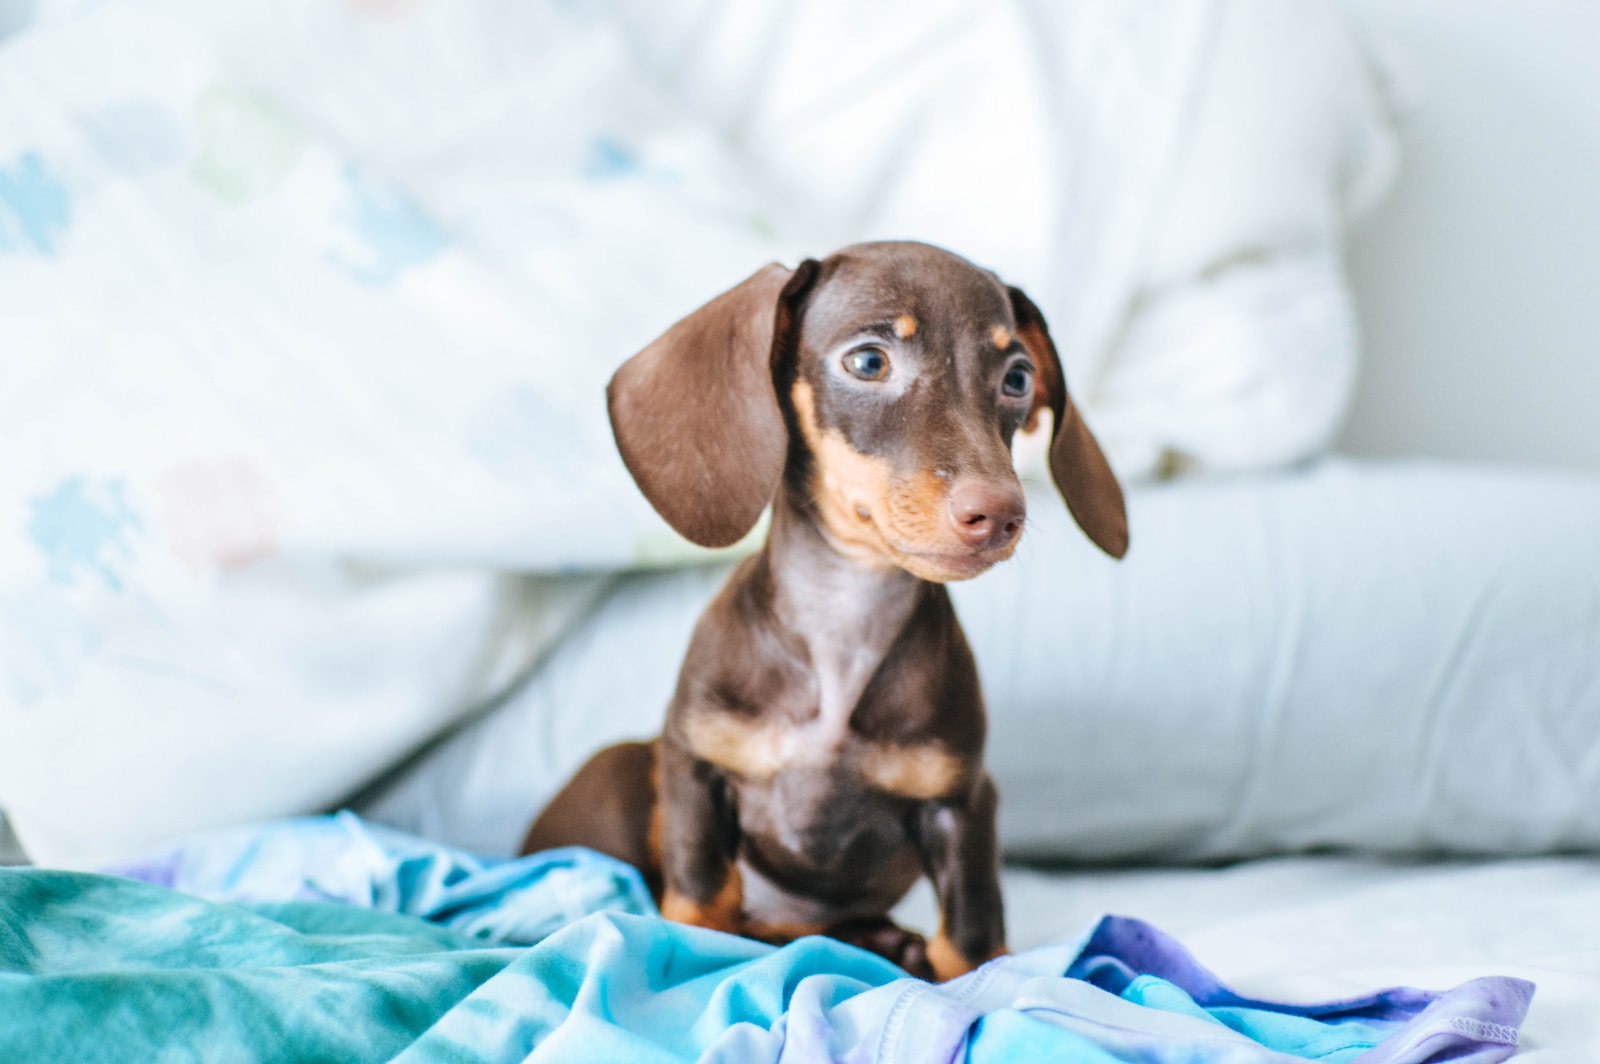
[882,501,1026,583]
[891,541,1018,583]
[811,504,1019,582]
[803,453,1025,581]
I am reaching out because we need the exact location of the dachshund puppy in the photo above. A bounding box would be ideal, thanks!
[523,241,1127,981]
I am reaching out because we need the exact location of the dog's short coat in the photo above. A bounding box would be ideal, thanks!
[523,241,1127,980]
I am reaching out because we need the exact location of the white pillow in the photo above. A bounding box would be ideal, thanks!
[363,461,1600,862]
[972,461,1600,860]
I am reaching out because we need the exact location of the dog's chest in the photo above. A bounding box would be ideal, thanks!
[681,699,965,804]
[681,591,971,800]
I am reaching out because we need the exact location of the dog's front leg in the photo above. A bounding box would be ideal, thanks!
[656,734,744,935]
[912,773,1007,981]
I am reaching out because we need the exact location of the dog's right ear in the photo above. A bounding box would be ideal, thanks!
[608,261,820,548]
[1007,285,1129,560]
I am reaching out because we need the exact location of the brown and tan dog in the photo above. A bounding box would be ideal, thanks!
[521,241,1127,981]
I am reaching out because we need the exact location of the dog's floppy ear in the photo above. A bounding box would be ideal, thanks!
[608,261,819,548]
[1007,286,1129,559]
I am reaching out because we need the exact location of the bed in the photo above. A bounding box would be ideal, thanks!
[2,0,1598,1059]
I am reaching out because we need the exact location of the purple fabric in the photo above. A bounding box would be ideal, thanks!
[1070,916,1440,1019]
[1059,916,1532,1064]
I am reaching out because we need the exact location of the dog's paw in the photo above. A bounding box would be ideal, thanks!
[827,918,934,982]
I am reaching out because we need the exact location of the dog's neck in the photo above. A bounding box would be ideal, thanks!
[763,491,926,728]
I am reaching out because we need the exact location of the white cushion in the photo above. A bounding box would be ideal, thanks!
[365,462,1600,862]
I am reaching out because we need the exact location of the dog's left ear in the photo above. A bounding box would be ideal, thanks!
[608,261,820,548]
[1007,287,1129,559]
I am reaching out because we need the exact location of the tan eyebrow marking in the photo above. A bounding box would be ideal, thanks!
[893,314,918,339]
[991,325,1013,349]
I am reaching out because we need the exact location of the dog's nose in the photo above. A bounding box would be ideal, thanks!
[948,483,1025,551]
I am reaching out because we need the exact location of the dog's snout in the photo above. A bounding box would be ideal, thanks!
[948,483,1025,552]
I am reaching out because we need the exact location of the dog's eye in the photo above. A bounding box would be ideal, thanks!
[1001,363,1033,398]
[843,347,890,382]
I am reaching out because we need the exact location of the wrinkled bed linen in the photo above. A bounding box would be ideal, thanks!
[0,0,1398,870]
[0,816,1530,1062]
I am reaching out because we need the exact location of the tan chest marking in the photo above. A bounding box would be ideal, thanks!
[684,708,963,798]
[682,710,806,780]
[858,743,964,800]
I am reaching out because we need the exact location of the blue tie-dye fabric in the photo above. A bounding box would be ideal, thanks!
[0,817,1531,1063]
[105,811,658,945]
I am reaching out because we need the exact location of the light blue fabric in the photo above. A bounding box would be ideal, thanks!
[0,816,1533,1063]
[106,810,656,945]
[1124,977,1388,1061]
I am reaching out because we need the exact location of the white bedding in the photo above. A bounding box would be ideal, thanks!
[0,0,1401,867]
[893,855,1600,1061]
[2,2,1595,1059]
[360,459,1600,864]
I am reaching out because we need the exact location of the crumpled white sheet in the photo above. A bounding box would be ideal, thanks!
[610,0,1402,479]
[1,0,1400,867]
[1084,0,1401,477]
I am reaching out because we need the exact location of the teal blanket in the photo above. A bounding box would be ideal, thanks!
[0,816,1531,1062]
